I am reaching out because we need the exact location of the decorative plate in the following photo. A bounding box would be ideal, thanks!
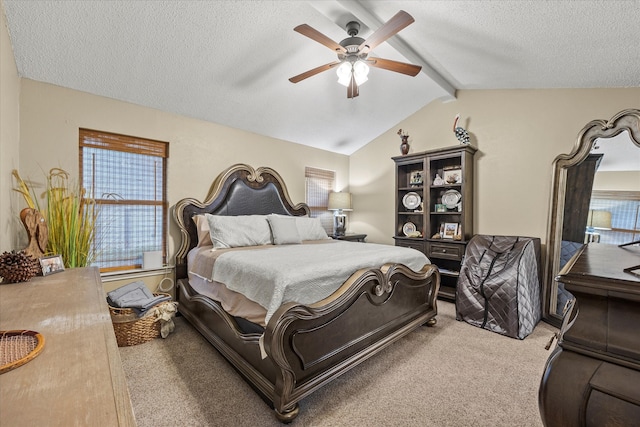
[402,222,417,236]
[442,189,462,209]
[402,192,421,210]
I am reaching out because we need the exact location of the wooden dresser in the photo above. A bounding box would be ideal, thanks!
[538,244,640,426]
[0,267,136,426]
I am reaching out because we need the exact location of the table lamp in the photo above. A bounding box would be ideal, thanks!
[328,192,352,236]
[585,209,612,243]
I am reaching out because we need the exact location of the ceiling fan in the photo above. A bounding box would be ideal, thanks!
[289,10,422,99]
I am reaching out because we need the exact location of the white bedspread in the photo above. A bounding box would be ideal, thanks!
[212,241,429,324]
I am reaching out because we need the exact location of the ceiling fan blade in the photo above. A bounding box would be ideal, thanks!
[289,61,341,83]
[294,24,347,54]
[347,74,359,98]
[358,10,414,54]
[367,57,422,76]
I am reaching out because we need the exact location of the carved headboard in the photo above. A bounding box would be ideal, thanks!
[173,164,310,279]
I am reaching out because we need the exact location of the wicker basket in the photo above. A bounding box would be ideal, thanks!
[108,293,171,347]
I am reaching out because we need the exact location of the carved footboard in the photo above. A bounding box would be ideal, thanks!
[178,262,439,422]
[266,263,439,421]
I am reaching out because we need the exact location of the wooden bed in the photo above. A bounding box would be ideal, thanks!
[173,164,440,422]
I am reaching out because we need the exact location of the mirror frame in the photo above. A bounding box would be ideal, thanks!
[543,108,640,327]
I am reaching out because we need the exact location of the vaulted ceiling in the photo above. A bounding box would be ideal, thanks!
[3,1,639,155]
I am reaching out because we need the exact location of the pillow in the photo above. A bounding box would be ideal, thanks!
[192,214,213,247]
[267,215,302,245]
[205,214,272,249]
[295,216,329,241]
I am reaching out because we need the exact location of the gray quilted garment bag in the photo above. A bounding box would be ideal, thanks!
[456,235,541,339]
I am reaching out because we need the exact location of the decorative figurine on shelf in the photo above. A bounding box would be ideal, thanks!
[454,227,463,241]
[397,129,410,155]
[409,171,423,186]
[453,114,470,144]
[433,174,444,186]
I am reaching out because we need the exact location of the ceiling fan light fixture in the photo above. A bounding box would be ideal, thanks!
[290,11,421,98]
[336,60,369,87]
[353,60,369,86]
[336,62,352,87]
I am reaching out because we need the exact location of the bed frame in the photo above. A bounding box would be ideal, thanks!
[173,164,440,422]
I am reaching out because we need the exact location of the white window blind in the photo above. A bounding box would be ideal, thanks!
[305,167,335,234]
[589,190,640,245]
[79,128,168,271]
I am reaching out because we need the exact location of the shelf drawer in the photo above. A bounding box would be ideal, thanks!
[428,242,465,261]
[395,239,425,253]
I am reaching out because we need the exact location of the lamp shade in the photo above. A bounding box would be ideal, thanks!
[353,60,369,85]
[336,61,369,87]
[587,210,612,230]
[336,62,352,87]
[328,192,352,211]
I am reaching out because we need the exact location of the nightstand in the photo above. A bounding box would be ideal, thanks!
[332,233,367,242]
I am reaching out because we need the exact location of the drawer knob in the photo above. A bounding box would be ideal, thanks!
[441,249,447,253]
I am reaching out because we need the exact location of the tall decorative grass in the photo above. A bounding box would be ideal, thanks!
[45,168,98,268]
[13,168,99,268]
[12,170,37,209]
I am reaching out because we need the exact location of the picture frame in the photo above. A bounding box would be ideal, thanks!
[443,223,459,239]
[409,170,423,187]
[40,254,65,276]
[443,168,462,184]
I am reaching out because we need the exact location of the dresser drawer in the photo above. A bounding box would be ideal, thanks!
[395,239,425,253]
[428,242,465,261]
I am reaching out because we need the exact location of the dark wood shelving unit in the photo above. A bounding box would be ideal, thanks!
[393,145,477,301]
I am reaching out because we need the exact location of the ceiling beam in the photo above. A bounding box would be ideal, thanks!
[309,0,457,100]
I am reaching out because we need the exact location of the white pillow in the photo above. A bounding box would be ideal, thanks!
[295,217,329,240]
[205,214,272,249]
[267,215,302,245]
[192,214,213,247]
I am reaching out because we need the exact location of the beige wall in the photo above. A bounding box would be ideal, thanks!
[349,88,640,247]
[0,5,21,252]
[16,79,350,265]
[593,171,640,191]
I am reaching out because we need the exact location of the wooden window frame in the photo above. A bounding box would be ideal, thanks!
[79,128,168,272]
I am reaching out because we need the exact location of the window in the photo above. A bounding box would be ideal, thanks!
[588,190,640,245]
[305,167,335,234]
[79,129,168,271]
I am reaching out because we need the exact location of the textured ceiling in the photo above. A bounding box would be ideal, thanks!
[3,0,640,155]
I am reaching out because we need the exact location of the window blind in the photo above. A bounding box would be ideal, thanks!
[589,190,640,245]
[79,129,168,271]
[305,167,335,234]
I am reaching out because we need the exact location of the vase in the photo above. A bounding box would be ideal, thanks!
[400,137,410,155]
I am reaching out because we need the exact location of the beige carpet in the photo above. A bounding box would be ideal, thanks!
[119,301,558,426]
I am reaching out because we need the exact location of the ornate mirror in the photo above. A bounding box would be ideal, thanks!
[543,108,640,327]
